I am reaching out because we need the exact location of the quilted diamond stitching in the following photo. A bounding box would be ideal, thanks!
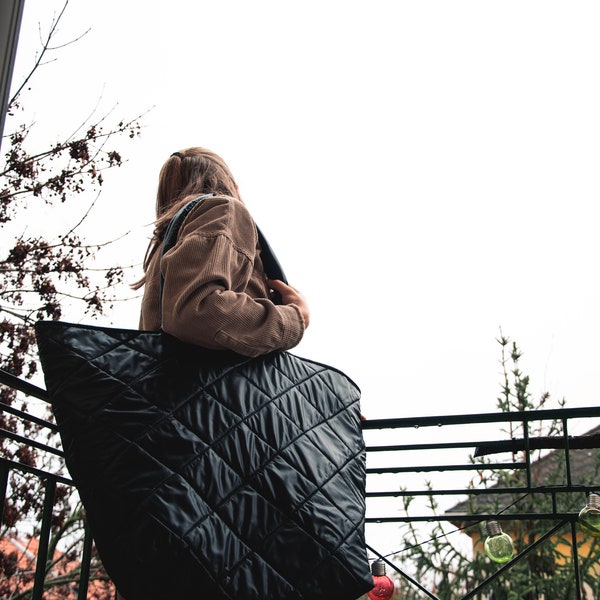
[35,320,370,600]
[104,358,364,588]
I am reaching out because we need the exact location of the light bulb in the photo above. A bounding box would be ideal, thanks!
[484,521,514,564]
[367,560,395,600]
[579,493,600,537]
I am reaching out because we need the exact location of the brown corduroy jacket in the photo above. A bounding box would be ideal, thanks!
[139,195,305,357]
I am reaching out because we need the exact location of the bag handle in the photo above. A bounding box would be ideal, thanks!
[160,195,288,307]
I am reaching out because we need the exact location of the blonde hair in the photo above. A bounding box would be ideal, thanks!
[133,147,239,289]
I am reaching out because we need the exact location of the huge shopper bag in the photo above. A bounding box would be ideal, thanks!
[35,197,372,600]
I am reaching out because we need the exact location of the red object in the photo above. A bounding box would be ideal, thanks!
[367,560,395,600]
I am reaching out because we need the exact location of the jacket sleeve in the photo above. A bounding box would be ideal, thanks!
[159,196,305,356]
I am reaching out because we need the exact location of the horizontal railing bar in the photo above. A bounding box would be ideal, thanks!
[0,457,72,485]
[366,462,525,474]
[0,368,49,402]
[366,512,579,523]
[0,400,59,432]
[474,433,600,456]
[0,427,64,457]
[367,433,600,454]
[367,440,494,452]
[366,484,593,498]
[361,406,600,430]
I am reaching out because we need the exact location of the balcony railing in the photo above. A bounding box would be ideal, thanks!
[362,407,600,598]
[2,366,600,599]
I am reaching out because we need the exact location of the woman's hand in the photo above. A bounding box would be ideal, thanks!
[267,279,310,328]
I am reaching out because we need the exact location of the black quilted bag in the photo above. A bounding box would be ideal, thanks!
[35,199,372,600]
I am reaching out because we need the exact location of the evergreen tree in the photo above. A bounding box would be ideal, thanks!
[395,336,600,599]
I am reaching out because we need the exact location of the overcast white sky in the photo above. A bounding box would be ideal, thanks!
[9,0,600,425]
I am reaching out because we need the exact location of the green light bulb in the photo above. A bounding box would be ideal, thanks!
[579,493,600,537]
[484,521,514,564]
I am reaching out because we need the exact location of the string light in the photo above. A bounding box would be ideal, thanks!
[578,493,600,537]
[367,559,395,600]
[483,521,515,564]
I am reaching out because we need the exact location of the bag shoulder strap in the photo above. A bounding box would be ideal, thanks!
[159,196,288,309]
[161,195,211,256]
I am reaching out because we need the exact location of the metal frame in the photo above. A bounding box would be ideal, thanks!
[0,0,25,151]
[362,408,600,599]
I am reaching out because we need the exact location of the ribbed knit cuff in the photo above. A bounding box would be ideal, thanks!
[279,303,306,350]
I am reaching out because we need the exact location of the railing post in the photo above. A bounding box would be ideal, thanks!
[523,417,532,489]
[570,520,583,600]
[31,477,56,600]
[563,417,574,487]
[0,461,8,525]
[77,520,94,600]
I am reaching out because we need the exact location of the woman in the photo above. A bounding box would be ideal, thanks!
[135,147,309,355]
[116,149,311,599]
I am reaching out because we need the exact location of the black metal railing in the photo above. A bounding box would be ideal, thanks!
[0,369,98,600]
[2,367,600,599]
[362,407,600,599]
